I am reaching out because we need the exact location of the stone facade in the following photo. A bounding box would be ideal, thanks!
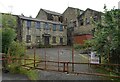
[74,8,102,35]
[73,8,102,44]
[1,7,103,46]
[36,9,63,23]
[18,16,67,47]
[62,7,84,45]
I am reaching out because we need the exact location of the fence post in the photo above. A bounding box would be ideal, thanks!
[44,46,46,69]
[58,46,60,71]
[34,45,36,68]
[24,48,26,66]
[67,62,69,73]
[63,63,65,72]
[72,47,74,72]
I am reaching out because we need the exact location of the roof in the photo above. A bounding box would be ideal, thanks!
[18,15,63,25]
[41,9,62,16]
[77,8,103,19]
[63,7,84,15]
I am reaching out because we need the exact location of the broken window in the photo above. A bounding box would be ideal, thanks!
[93,14,98,21]
[86,18,90,25]
[79,18,84,26]
[73,21,77,27]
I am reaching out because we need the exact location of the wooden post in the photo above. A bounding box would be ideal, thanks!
[67,62,69,73]
[44,47,46,69]
[34,45,36,68]
[72,47,74,72]
[63,63,65,72]
[24,48,26,65]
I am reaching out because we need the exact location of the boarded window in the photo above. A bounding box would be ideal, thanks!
[52,36,56,43]
[26,35,31,43]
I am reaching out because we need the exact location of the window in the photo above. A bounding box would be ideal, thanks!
[59,25,63,31]
[79,18,83,26]
[60,37,63,44]
[53,24,56,31]
[35,22,40,29]
[36,36,40,43]
[52,36,56,43]
[26,35,31,43]
[73,21,76,27]
[86,18,90,25]
[65,18,67,23]
[44,23,49,30]
[27,20,31,28]
[93,14,98,21]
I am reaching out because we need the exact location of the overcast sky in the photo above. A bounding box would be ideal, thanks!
[0,0,119,18]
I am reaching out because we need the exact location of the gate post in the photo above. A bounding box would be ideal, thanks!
[58,46,60,71]
[72,47,74,72]
[67,62,69,73]
[34,45,36,68]
[63,63,65,72]
[44,47,47,69]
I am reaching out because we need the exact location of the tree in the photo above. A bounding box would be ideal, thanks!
[1,13,17,54]
[86,7,120,71]
[2,28,16,54]
[2,13,17,29]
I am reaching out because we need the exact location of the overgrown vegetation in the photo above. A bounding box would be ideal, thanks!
[85,6,120,73]
[2,13,38,80]
[37,42,53,48]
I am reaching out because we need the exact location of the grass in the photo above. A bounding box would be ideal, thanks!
[94,66,120,81]
[19,55,40,80]
[21,55,40,67]
[7,55,40,80]
[19,67,38,80]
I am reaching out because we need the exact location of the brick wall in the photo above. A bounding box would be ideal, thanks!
[74,34,93,44]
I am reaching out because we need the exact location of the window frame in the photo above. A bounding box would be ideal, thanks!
[59,25,63,31]
[27,20,31,28]
[53,24,56,31]
[35,21,40,29]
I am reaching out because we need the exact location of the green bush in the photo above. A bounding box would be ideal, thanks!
[8,64,38,80]
[74,44,85,50]
[9,41,25,57]
[26,69,38,80]
[2,28,16,54]
[38,42,52,48]
[7,63,20,74]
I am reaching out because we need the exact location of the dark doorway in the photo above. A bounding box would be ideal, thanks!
[44,36,50,45]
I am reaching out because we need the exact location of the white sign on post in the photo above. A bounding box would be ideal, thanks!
[89,52,99,64]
